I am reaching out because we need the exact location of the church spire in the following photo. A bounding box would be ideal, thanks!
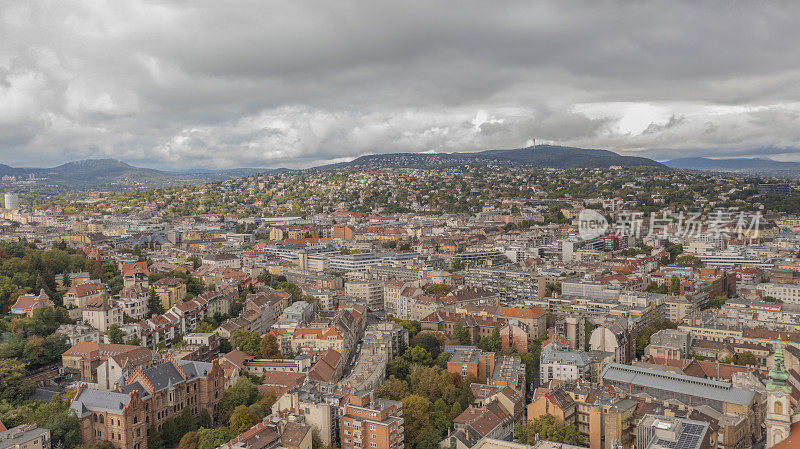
[768,336,791,392]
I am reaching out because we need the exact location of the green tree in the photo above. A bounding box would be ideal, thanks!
[178,431,199,449]
[107,324,126,344]
[376,375,409,401]
[516,414,584,446]
[233,329,261,357]
[229,405,259,434]
[44,411,81,449]
[217,377,259,423]
[148,288,164,317]
[670,276,681,295]
[401,394,434,449]
[410,332,444,358]
[197,409,212,429]
[479,328,502,353]
[260,334,282,359]
[148,426,163,449]
[707,295,728,309]
[187,255,202,270]
[161,418,180,447]
[176,406,197,435]
[452,323,471,345]
[197,427,235,449]
[0,358,35,403]
[736,351,758,366]
[676,254,702,268]
[424,283,452,297]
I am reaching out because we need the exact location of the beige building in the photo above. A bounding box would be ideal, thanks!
[82,297,123,332]
[345,280,384,310]
[0,425,50,449]
[665,295,695,323]
[153,277,187,310]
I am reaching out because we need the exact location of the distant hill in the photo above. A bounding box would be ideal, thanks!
[319,145,666,170]
[665,157,800,175]
[0,146,665,191]
[0,159,280,190]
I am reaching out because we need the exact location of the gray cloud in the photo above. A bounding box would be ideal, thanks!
[2,0,800,169]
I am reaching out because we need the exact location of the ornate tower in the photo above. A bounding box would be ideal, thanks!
[766,337,792,448]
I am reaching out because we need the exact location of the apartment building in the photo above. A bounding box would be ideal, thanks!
[462,267,538,299]
[0,425,50,449]
[339,394,404,449]
[539,340,593,384]
[664,295,695,323]
[646,329,693,361]
[152,277,187,310]
[62,342,155,390]
[447,347,496,384]
[117,284,150,320]
[64,282,106,309]
[121,261,150,288]
[345,280,384,310]
[758,282,800,305]
[329,252,381,273]
[636,415,711,449]
[82,297,123,332]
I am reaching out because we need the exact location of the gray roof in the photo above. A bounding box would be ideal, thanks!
[541,342,591,367]
[178,359,213,379]
[70,389,132,416]
[119,360,213,395]
[120,381,150,398]
[601,363,755,406]
[0,425,50,449]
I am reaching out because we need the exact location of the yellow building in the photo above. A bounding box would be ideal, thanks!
[153,277,187,310]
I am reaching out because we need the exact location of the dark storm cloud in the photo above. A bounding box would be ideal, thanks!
[2,0,800,168]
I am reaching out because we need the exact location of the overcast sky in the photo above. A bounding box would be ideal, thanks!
[3,1,800,169]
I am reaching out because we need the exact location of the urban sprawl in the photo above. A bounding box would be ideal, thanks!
[1,165,800,449]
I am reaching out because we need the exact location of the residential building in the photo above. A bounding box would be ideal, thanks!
[9,289,53,317]
[64,282,106,309]
[0,425,50,449]
[646,329,693,361]
[281,301,315,324]
[61,342,155,389]
[636,415,711,449]
[339,393,404,449]
[329,252,381,273]
[121,262,150,288]
[153,277,187,310]
[345,280,384,311]
[82,297,123,332]
[118,285,150,320]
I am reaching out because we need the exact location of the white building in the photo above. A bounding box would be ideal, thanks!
[117,284,150,319]
[3,192,19,210]
[328,252,381,272]
[758,283,800,305]
[539,340,592,384]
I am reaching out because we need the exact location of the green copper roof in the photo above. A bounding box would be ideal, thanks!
[767,336,791,393]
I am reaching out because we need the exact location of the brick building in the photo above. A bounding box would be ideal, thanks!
[339,393,403,449]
